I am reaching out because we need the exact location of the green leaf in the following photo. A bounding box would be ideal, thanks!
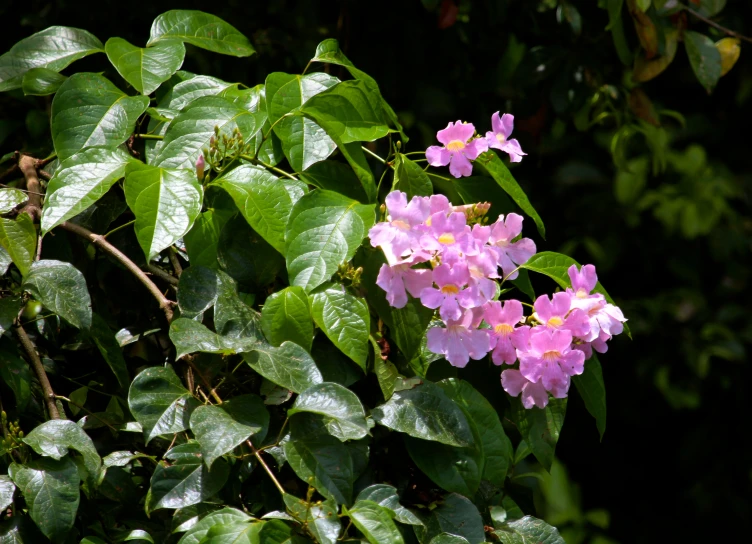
[153,96,259,170]
[177,508,253,544]
[572,353,607,440]
[511,398,566,471]
[477,151,545,238]
[147,442,230,513]
[217,214,285,289]
[299,160,368,202]
[214,164,297,254]
[283,494,341,544]
[0,215,36,278]
[41,147,137,233]
[189,394,269,468]
[310,283,370,371]
[21,67,66,96]
[394,154,432,199]
[347,500,404,544]
[22,420,101,484]
[0,26,103,92]
[283,414,356,505]
[169,318,258,359]
[0,477,14,512]
[184,209,231,269]
[430,535,471,544]
[0,297,20,336]
[413,494,485,544]
[0,248,11,276]
[148,10,255,57]
[494,516,565,544]
[105,37,185,95]
[334,139,377,203]
[159,72,233,111]
[371,381,473,447]
[606,0,632,66]
[685,31,722,93]
[261,286,314,351]
[243,341,324,394]
[127,366,199,444]
[23,260,91,329]
[8,458,80,540]
[301,80,390,144]
[51,73,149,161]
[285,190,375,292]
[0,189,27,214]
[89,312,131,391]
[437,379,513,487]
[123,161,203,260]
[200,521,263,543]
[520,251,630,337]
[697,0,727,18]
[288,382,368,441]
[405,433,482,496]
[355,485,423,526]
[0,340,32,410]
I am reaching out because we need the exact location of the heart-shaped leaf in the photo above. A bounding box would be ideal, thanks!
[105,37,185,95]
[148,10,255,57]
[23,260,92,329]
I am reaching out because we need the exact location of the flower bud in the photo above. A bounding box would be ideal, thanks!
[196,154,206,181]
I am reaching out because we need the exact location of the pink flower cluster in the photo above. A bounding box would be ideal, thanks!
[426,112,526,178]
[369,191,627,409]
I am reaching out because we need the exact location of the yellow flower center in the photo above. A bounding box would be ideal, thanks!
[547,316,564,328]
[494,323,514,336]
[392,219,411,230]
[495,133,506,143]
[446,140,466,152]
[576,288,588,298]
[542,350,561,362]
[441,285,459,295]
[425,216,432,226]
[438,233,456,245]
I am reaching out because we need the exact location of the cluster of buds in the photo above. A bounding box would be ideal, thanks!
[198,125,253,179]
[0,411,25,457]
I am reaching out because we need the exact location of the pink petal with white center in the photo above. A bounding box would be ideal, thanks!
[500,138,526,163]
[568,264,598,294]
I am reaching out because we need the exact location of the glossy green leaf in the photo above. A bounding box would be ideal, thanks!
[494,516,565,544]
[41,147,137,233]
[334,139,377,203]
[0,189,26,214]
[159,72,233,111]
[394,154,432,199]
[405,431,482,497]
[214,164,297,254]
[347,500,404,544]
[298,160,368,202]
[123,161,203,260]
[0,214,36,278]
[243,341,324,394]
[50,73,149,161]
[8,458,80,540]
[147,442,230,513]
[184,209,231,269]
[520,251,630,337]
[371,381,473,447]
[283,414,356,505]
[23,260,91,329]
[288,382,368,441]
[261,286,314,351]
[177,508,253,544]
[301,80,389,144]
[685,31,722,93]
[0,26,103,92]
[89,312,131,390]
[310,283,370,371]
[430,535,471,544]
[283,494,340,544]
[217,214,285,289]
[413,493,485,544]
[0,477,14,512]
[21,67,66,95]
[0,248,11,276]
[169,317,258,359]
[285,190,375,292]
[200,521,263,543]
[153,96,259,170]
[105,37,185,95]
[355,484,422,526]
[0,340,31,410]
[127,366,199,444]
[148,10,255,57]
[512,398,567,471]
[573,353,607,440]
[22,420,101,483]
[0,297,20,336]
[477,151,545,238]
[189,394,269,468]
[438,378,513,486]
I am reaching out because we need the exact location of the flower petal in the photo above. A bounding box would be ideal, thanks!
[426,145,451,166]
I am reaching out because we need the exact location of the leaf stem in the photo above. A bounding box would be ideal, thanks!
[103,219,135,239]
[240,154,300,181]
[683,5,752,44]
[402,151,426,157]
[134,133,165,140]
[55,395,118,431]
[426,171,452,181]
[361,146,386,164]
[167,246,183,278]
[146,263,179,286]
[13,322,60,420]
[247,439,285,495]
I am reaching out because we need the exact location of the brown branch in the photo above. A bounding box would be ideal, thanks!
[37,170,51,181]
[59,221,175,323]
[686,6,752,44]
[167,247,183,278]
[18,154,43,220]
[247,439,285,495]
[147,263,179,286]
[13,323,60,419]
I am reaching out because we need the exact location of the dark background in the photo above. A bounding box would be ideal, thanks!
[2,0,750,541]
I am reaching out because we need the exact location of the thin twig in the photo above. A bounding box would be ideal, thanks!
[361,146,386,164]
[59,221,175,322]
[37,170,51,181]
[147,263,180,286]
[17,154,43,220]
[13,323,60,419]
[56,396,117,431]
[134,133,165,140]
[167,247,183,278]
[685,6,752,44]
[247,439,285,495]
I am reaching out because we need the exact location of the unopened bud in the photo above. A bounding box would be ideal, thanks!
[196,154,206,181]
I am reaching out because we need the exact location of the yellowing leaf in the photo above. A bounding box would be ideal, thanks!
[633,30,678,82]
[716,37,741,77]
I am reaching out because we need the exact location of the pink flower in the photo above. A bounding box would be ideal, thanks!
[488,213,536,280]
[196,153,206,180]
[426,121,488,178]
[485,112,526,163]
[369,191,429,265]
[420,211,473,258]
[501,369,557,409]
[533,292,590,337]
[420,263,476,321]
[517,328,585,392]
[426,308,490,368]
[376,257,433,309]
[483,300,530,365]
[566,264,603,311]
